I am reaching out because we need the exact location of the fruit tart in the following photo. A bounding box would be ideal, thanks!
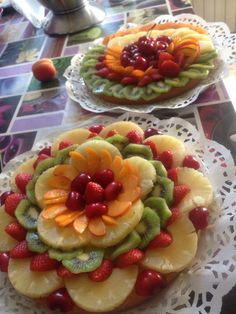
[0,121,214,313]
[80,21,218,105]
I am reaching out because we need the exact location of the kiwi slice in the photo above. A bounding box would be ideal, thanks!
[85,136,103,142]
[144,197,172,228]
[26,231,48,253]
[135,207,160,249]
[122,144,153,160]
[34,157,55,177]
[106,134,129,152]
[54,144,78,165]
[15,199,40,230]
[62,249,104,274]
[156,176,174,206]
[26,178,38,205]
[109,231,141,260]
[150,160,167,177]
[48,248,83,262]
[150,184,162,197]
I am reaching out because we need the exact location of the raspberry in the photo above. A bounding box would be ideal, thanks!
[115,249,144,268]
[126,130,143,144]
[57,266,74,279]
[88,259,113,282]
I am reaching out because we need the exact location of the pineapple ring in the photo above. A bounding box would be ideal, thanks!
[99,121,144,139]
[65,265,138,312]
[0,206,18,252]
[8,258,63,298]
[141,215,198,273]
[35,167,56,209]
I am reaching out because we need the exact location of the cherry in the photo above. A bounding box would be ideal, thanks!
[89,124,104,134]
[95,62,105,70]
[107,72,124,81]
[104,182,123,201]
[71,173,92,194]
[189,207,209,230]
[155,41,168,51]
[144,127,162,138]
[138,75,153,87]
[85,203,108,218]
[156,35,172,44]
[121,53,131,67]
[38,146,51,156]
[183,155,200,170]
[96,67,110,78]
[121,76,138,85]
[98,54,105,62]
[47,288,74,312]
[135,270,165,297]
[0,191,14,205]
[133,56,149,71]
[139,40,156,55]
[0,252,10,272]
[65,191,84,211]
[93,169,114,188]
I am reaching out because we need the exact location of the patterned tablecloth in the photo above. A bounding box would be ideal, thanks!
[0,1,235,313]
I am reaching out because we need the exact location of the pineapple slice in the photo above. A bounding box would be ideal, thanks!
[35,167,56,209]
[8,258,63,298]
[99,121,144,139]
[177,167,213,213]
[10,157,37,192]
[127,156,156,198]
[65,265,138,312]
[76,140,121,159]
[144,135,186,167]
[51,128,91,156]
[141,215,198,273]
[0,206,18,252]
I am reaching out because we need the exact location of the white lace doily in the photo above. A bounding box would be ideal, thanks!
[64,14,236,113]
[0,113,235,314]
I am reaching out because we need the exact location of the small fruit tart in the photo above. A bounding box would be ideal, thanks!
[0,121,214,313]
[80,21,218,105]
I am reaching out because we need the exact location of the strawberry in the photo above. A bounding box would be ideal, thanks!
[84,182,104,204]
[89,124,104,134]
[4,193,25,217]
[57,265,74,279]
[159,60,180,77]
[0,252,10,272]
[9,241,34,259]
[135,270,165,297]
[0,191,14,205]
[38,146,51,156]
[115,249,144,268]
[144,140,158,159]
[173,185,190,206]
[88,259,113,282]
[47,288,74,312]
[167,207,181,226]
[33,153,49,169]
[183,155,200,170]
[167,168,178,184]
[5,222,27,241]
[15,173,33,194]
[88,132,98,139]
[126,130,142,144]
[157,150,173,170]
[147,231,173,249]
[105,129,118,138]
[58,140,74,150]
[30,252,60,272]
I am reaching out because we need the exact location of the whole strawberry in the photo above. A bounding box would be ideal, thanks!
[157,150,173,170]
[88,259,113,282]
[115,249,144,268]
[57,265,74,279]
[30,252,60,272]
[84,182,104,204]
[59,140,74,150]
[5,221,27,241]
[126,130,142,144]
[15,173,33,194]
[33,153,49,169]
[89,124,104,134]
[10,241,34,259]
[147,231,173,249]
[167,207,181,226]
[173,185,190,206]
[4,193,25,217]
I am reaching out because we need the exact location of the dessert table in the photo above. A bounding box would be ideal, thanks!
[0,1,235,314]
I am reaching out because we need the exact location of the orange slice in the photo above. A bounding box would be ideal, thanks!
[42,204,68,219]
[100,149,113,169]
[118,187,141,203]
[55,210,82,227]
[107,200,132,217]
[53,165,78,181]
[48,175,71,190]
[44,189,69,200]
[70,151,88,173]
[85,147,100,175]
[73,213,88,234]
[102,215,117,225]
[44,196,68,205]
[88,217,106,236]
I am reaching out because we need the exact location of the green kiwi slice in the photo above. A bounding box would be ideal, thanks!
[150,160,167,177]
[15,199,40,230]
[135,207,160,249]
[54,144,78,165]
[26,178,38,205]
[144,197,172,228]
[156,176,174,205]
[26,231,48,253]
[106,134,129,151]
[62,249,104,274]
[48,248,83,262]
[109,231,141,260]
[122,144,153,160]
[34,157,55,177]
[150,184,162,197]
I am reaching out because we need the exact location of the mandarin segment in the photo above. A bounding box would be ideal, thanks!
[85,147,101,174]
[55,211,82,227]
[48,175,71,191]
[102,215,117,225]
[118,187,141,202]
[100,149,113,169]
[69,151,88,173]
[73,213,88,234]
[44,189,69,200]
[53,165,78,181]
[88,217,106,236]
[42,204,68,219]
[44,196,68,205]
[107,200,132,217]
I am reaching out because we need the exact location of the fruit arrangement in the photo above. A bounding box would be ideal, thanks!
[0,121,214,313]
[80,21,218,105]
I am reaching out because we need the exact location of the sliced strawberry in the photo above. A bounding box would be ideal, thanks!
[147,231,173,250]
[88,259,113,282]
[33,153,49,169]
[159,60,180,78]
[30,252,60,272]
[0,252,10,272]
[38,146,51,156]
[15,173,33,194]
[88,132,98,139]
[58,140,74,150]
[4,193,25,217]
[84,182,104,204]
[89,124,104,134]
[126,130,142,144]
[167,168,178,184]
[173,185,190,206]
[144,140,158,159]
[9,241,34,259]
[183,155,200,170]
[135,270,165,297]
[167,207,181,226]
[57,265,74,279]
[105,129,118,138]
[157,150,173,170]
[115,249,144,268]
[5,221,27,241]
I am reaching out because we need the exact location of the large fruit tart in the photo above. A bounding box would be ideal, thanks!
[80,21,218,105]
[0,121,214,313]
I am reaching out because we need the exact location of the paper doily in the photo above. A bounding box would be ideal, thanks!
[0,113,235,314]
[64,14,236,113]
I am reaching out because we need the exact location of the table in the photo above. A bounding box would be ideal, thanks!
[0,1,235,313]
